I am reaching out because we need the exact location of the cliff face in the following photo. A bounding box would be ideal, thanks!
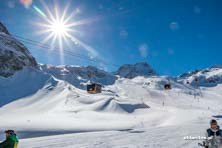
[0,22,37,77]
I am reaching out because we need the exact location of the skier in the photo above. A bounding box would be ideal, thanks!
[201,119,222,148]
[0,130,19,148]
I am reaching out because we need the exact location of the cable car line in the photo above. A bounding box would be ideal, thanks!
[0,33,121,68]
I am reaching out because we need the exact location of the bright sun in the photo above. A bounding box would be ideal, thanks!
[35,4,79,64]
[49,20,68,37]
[35,2,100,64]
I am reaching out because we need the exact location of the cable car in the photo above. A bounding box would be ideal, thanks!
[164,78,172,90]
[87,83,102,94]
[164,84,171,90]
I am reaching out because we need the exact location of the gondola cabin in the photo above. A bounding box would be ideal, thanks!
[164,84,172,90]
[87,83,102,94]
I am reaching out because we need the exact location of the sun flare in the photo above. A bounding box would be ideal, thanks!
[34,1,100,64]
[49,20,68,37]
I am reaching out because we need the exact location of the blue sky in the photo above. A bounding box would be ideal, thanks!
[0,0,222,76]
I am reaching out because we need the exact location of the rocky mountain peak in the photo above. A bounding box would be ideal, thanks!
[0,22,37,77]
[114,62,157,79]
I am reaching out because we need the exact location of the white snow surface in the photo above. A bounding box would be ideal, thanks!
[0,68,222,147]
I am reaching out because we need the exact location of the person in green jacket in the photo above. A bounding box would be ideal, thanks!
[0,130,19,148]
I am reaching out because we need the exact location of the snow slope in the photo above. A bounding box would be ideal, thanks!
[0,67,57,107]
[18,125,210,148]
[0,68,150,137]
[9,79,222,147]
[1,68,222,147]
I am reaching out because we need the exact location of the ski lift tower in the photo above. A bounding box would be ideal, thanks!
[194,76,200,102]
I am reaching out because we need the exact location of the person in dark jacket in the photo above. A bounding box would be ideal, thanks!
[204,119,222,148]
[0,130,19,148]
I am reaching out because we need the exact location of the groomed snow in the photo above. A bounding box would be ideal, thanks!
[0,68,222,147]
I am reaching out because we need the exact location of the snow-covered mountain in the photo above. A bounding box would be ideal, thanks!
[177,65,222,87]
[114,62,157,79]
[0,22,37,77]
[38,62,157,90]
[39,64,117,89]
